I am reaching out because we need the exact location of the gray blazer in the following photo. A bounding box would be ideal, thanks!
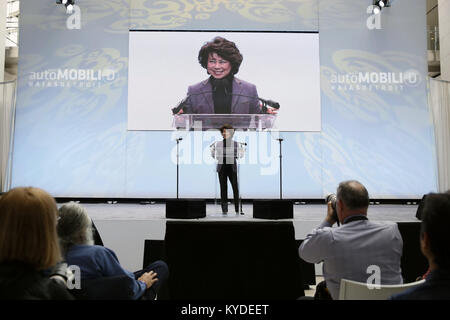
[211,140,240,172]
[183,77,261,114]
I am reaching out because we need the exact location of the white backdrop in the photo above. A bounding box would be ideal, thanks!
[428,78,450,192]
[127,31,321,132]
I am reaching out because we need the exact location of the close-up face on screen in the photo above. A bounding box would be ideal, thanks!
[127,31,321,132]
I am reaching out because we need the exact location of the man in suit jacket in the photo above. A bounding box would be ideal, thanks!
[210,124,244,214]
[390,192,450,300]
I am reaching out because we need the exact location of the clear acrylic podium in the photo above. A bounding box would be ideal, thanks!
[172,114,276,130]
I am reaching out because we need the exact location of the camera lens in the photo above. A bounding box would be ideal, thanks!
[326,194,337,207]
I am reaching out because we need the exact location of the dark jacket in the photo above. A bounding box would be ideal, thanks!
[390,268,450,300]
[0,261,74,300]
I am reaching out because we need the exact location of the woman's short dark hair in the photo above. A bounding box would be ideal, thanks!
[198,37,243,75]
[220,124,235,137]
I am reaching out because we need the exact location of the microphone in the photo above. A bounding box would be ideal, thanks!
[259,98,280,109]
[225,93,280,111]
[171,96,189,115]
[171,91,216,115]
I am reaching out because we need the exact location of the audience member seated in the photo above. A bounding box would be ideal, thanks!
[57,202,169,300]
[299,180,403,300]
[390,192,450,300]
[0,187,74,300]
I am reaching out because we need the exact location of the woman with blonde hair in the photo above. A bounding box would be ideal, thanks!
[0,187,73,299]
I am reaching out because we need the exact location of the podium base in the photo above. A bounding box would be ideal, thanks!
[253,200,293,219]
[166,199,206,219]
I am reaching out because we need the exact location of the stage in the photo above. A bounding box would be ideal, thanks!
[74,202,420,272]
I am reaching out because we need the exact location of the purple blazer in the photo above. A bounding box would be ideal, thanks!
[182,77,261,114]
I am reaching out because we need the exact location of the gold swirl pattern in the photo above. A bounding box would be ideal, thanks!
[192,0,220,13]
[236,4,292,23]
[52,122,128,193]
[295,0,318,27]
[16,54,47,73]
[295,127,427,195]
[19,46,128,127]
[21,0,130,33]
[129,0,194,29]
[55,45,86,57]
[194,13,210,20]
[318,0,362,30]
[321,49,426,127]
[308,47,433,193]
[129,0,318,29]
[22,1,319,33]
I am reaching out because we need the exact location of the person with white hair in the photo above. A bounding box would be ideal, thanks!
[57,202,169,300]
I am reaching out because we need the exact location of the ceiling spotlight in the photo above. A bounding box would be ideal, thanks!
[56,0,75,14]
[373,5,381,14]
[66,4,74,14]
[372,0,390,14]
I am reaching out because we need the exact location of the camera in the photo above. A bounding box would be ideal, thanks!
[325,194,340,225]
[49,262,74,288]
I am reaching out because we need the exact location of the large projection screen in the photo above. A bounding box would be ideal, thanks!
[128,31,321,132]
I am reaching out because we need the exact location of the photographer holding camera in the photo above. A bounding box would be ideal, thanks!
[299,180,404,300]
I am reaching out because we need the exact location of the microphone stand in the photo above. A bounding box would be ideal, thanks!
[237,156,242,215]
[277,138,283,200]
[176,137,182,199]
[237,142,246,215]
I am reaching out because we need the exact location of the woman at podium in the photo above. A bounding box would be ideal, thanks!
[177,36,270,115]
[210,124,245,215]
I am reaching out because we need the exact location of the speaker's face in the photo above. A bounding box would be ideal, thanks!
[207,52,232,79]
[221,129,233,139]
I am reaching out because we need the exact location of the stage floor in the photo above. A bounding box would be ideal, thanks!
[74,203,420,272]
[82,203,419,222]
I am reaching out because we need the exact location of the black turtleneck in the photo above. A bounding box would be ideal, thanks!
[211,75,233,114]
[222,138,234,166]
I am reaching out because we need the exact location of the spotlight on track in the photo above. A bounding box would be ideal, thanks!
[56,0,75,14]
[372,0,390,14]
